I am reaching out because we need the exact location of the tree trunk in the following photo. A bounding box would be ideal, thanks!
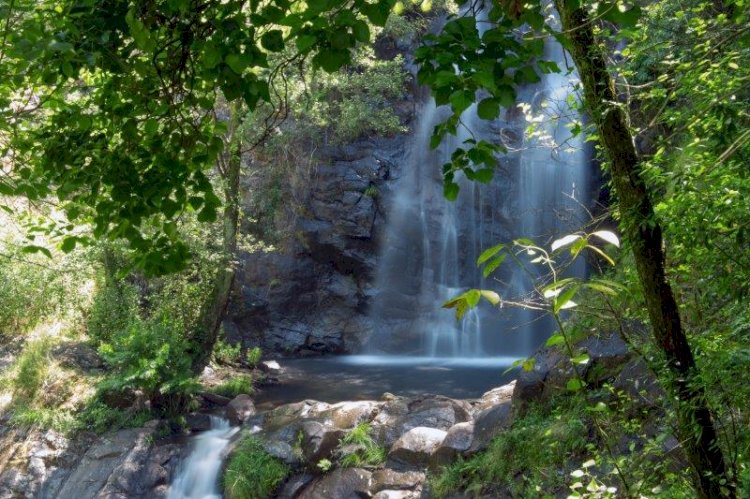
[553,2,734,497]
[188,106,242,374]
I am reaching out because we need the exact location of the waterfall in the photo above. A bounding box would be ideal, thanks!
[367,25,590,360]
[166,416,239,499]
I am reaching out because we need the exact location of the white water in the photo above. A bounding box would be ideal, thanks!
[166,416,239,499]
[369,11,589,359]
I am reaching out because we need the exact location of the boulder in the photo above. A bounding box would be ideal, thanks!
[317,401,381,429]
[373,396,470,448]
[474,381,516,413]
[470,402,513,452]
[371,469,425,493]
[226,395,256,425]
[388,427,447,469]
[278,473,315,499]
[185,413,212,432]
[373,491,420,499]
[260,360,283,374]
[300,421,345,468]
[199,391,232,407]
[297,467,373,499]
[431,422,474,466]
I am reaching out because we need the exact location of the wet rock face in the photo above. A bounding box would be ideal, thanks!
[224,135,410,356]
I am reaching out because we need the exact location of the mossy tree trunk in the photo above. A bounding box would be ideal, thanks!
[553,1,734,497]
[188,104,243,374]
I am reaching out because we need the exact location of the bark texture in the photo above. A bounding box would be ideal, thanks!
[553,1,734,497]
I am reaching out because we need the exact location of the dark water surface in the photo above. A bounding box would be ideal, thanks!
[255,355,519,409]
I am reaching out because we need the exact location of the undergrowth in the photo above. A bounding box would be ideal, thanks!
[223,436,289,499]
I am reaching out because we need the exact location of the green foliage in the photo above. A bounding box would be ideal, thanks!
[213,339,242,365]
[431,399,589,497]
[338,422,387,468]
[246,347,263,368]
[0,0,397,274]
[98,316,199,413]
[211,375,254,398]
[223,436,290,499]
[87,278,139,344]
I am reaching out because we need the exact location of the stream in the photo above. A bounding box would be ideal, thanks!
[166,416,239,499]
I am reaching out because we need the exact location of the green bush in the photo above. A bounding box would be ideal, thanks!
[339,422,386,468]
[98,316,199,414]
[223,436,289,499]
[213,338,242,365]
[430,401,589,497]
[87,279,139,344]
[212,375,254,398]
[246,347,262,368]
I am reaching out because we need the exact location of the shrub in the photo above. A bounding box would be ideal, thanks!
[339,422,386,468]
[87,278,139,344]
[212,375,254,398]
[246,347,262,368]
[223,436,289,499]
[98,316,199,415]
[213,338,242,365]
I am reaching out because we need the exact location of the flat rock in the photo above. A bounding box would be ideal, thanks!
[388,427,447,469]
[371,469,425,493]
[317,401,380,429]
[297,467,373,499]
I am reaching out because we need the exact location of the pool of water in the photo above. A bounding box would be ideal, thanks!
[254,355,520,409]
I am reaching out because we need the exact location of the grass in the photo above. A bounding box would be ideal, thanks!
[430,399,589,498]
[223,436,289,499]
[211,374,254,398]
[339,422,386,468]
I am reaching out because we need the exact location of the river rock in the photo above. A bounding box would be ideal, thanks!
[388,427,447,469]
[297,467,373,499]
[317,400,381,428]
[300,421,345,467]
[226,394,256,425]
[470,401,513,452]
[431,422,474,466]
[373,396,470,447]
[185,413,212,432]
[278,473,315,498]
[260,360,283,374]
[373,491,420,499]
[474,381,516,413]
[199,391,232,407]
[371,469,425,492]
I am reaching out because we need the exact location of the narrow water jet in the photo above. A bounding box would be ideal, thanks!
[166,416,238,499]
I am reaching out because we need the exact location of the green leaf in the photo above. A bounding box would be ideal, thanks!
[261,30,285,52]
[21,245,52,258]
[570,353,590,365]
[566,378,584,391]
[296,35,317,52]
[477,243,505,265]
[480,289,501,305]
[482,254,506,277]
[60,237,77,253]
[444,181,459,201]
[545,334,566,347]
[465,289,481,307]
[477,98,500,120]
[553,283,579,313]
[352,20,371,43]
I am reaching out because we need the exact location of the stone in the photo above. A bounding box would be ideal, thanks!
[278,473,315,499]
[297,467,373,499]
[260,360,283,374]
[185,413,212,432]
[300,421,345,468]
[388,427,447,469]
[431,422,474,466]
[470,401,513,453]
[475,381,516,412]
[226,394,256,425]
[373,490,419,499]
[317,401,380,429]
[371,469,425,493]
[199,391,232,407]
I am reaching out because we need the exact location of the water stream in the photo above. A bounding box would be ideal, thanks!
[166,417,239,499]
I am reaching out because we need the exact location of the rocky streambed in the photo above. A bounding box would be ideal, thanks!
[0,330,664,498]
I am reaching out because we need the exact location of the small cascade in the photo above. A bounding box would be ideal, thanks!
[368,20,590,359]
[166,416,239,499]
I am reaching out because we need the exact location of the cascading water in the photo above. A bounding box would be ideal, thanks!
[367,17,590,361]
[166,416,239,499]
